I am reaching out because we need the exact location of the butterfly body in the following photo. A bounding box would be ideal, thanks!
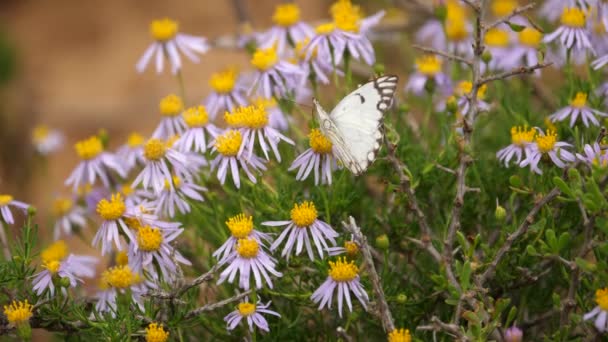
[313,75,399,175]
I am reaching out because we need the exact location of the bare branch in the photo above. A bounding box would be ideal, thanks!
[460,0,481,12]
[417,316,469,341]
[407,237,442,262]
[185,290,252,319]
[412,45,474,66]
[147,263,221,300]
[485,3,536,31]
[478,63,553,86]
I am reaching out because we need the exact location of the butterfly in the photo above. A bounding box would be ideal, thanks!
[313,75,398,175]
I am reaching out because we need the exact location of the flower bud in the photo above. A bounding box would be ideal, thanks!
[446,96,458,113]
[27,206,37,217]
[396,293,408,304]
[59,277,71,288]
[376,234,389,250]
[495,204,506,221]
[482,50,493,64]
[373,63,385,76]
[504,326,523,342]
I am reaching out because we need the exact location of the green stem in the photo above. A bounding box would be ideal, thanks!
[176,69,187,103]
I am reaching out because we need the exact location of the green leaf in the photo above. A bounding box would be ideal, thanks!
[557,232,571,252]
[526,244,538,256]
[460,261,472,291]
[508,22,526,32]
[545,229,558,252]
[506,306,518,327]
[552,177,573,198]
[575,257,597,273]
[509,175,522,187]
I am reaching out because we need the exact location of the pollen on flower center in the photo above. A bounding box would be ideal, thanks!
[144,139,167,161]
[561,7,586,28]
[32,125,49,143]
[388,328,412,342]
[52,198,73,216]
[595,288,608,310]
[315,22,336,34]
[127,132,145,148]
[150,18,179,41]
[137,226,163,252]
[3,300,33,325]
[96,193,126,221]
[215,130,242,157]
[115,251,129,266]
[41,240,68,264]
[484,28,510,47]
[290,201,318,227]
[225,105,269,129]
[273,4,300,27]
[457,81,487,99]
[226,213,254,239]
[237,302,257,316]
[209,68,238,93]
[536,129,558,153]
[416,55,442,76]
[236,238,259,258]
[309,128,333,154]
[252,97,277,109]
[183,106,209,127]
[519,27,543,47]
[328,257,359,282]
[510,126,536,146]
[570,92,588,108]
[43,259,61,274]
[146,322,169,342]
[0,195,13,206]
[491,0,517,17]
[331,0,362,33]
[251,47,278,71]
[103,265,140,289]
[75,136,103,160]
[159,94,184,117]
[344,241,359,257]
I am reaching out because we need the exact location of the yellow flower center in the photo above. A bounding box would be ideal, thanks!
[226,213,254,239]
[388,328,412,342]
[328,257,359,282]
[536,129,558,153]
[456,81,487,99]
[183,106,209,127]
[561,7,586,28]
[570,92,588,109]
[290,201,318,227]
[75,136,103,160]
[32,125,49,143]
[124,217,143,231]
[137,226,163,252]
[236,238,259,259]
[224,104,269,129]
[415,55,442,76]
[41,240,68,264]
[238,302,257,316]
[102,265,141,289]
[120,185,134,197]
[115,251,129,266]
[159,94,184,117]
[251,47,278,71]
[252,97,278,109]
[52,198,73,216]
[0,195,13,206]
[127,132,145,148]
[215,130,242,157]
[309,128,333,154]
[209,68,238,93]
[331,0,362,33]
[491,0,517,17]
[145,322,169,342]
[96,193,126,221]
[344,241,359,257]
[446,0,466,21]
[150,18,178,41]
[272,3,300,27]
[510,126,536,146]
[43,259,61,274]
[484,28,510,47]
[519,27,542,47]
[143,139,167,161]
[3,300,33,325]
[315,22,336,35]
[596,288,608,311]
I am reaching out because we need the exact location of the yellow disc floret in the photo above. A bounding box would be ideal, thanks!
[3,300,33,325]
[290,201,318,227]
[236,238,259,258]
[561,7,586,28]
[510,126,536,146]
[238,302,257,316]
[519,27,542,47]
[41,240,68,264]
[183,106,209,127]
[75,136,103,160]
[273,4,301,27]
[252,97,278,109]
[309,128,333,154]
[209,68,238,93]
[536,129,558,153]
[415,55,442,76]
[456,81,487,99]
[115,251,129,266]
[224,105,269,129]
[344,241,359,257]
[150,18,178,41]
[32,125,49,144]
[251,47,278,71]
[96,193,126,221]
[226,214,254,239]
[143,138,167,161]
[137,226,163,252]
[127,132,145,148]
[570,92,588,109]
[52,198,73,217]
[328,257,359,282]
[316,22,336,35]
[102,265,140,289]
[145,322,169,342]
[331,0,362,33]
[42,259,61,274]
[0,195,13,206]
[388,328,412,342]
[215,130,242,157]
[595,288,608,311]
[159,94,184,117]
[491,0,517,17]
[484,28,510,47]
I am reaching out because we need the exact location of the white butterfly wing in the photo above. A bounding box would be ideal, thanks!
[328,75,398,175]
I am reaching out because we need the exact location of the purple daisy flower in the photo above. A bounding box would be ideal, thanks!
[496,126,536,167]
[257,3,313,55]
[204,67,249,119]
[213,213,273,262]
[224,299,280,332]
[544,7,595,54]
[154,175,206,218]
[31,125,64,156]
[174,105,220,154]
[289,128,338,185]
[583,288,608,332]
[249,46,305,99]
[51,197,87,240]
[549,92,608,127]
[519,129,575,174]
[576,142,608,167]
[0,194,29,225]
[116,132,146,174]
[152,94,187,139]
[405,55,451,95]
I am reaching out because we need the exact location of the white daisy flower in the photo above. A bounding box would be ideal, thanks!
[174,105,219,154]
[136,18,209,74]
[213,213,273,263]
[544,7,595,54]
[210,130,267,189]
[289,128,338,185]
[584,288,608,332]
[549,92,608,127]
[31,125,64,155]
[496,126,536,167]
[154,175,206,218]
[116,132,146,173]
[52,197,87,240]
[204,67,248,120]
[0,194,29,225]
[258,3,313,55]
[224,299,280,332]
[152,94,187,139]
[248,46,305,99]
[519,129,575,174]
[94,264,151,315]
[405,55,451,96]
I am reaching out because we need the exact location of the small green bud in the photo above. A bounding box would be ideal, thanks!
[398,103,410,114]
[59,277,71,288]
[396,293,408,304]
[509,175,522,187]
[446,96,458,114]
[27,206,37,216]
[373,63,385,76]
[12,255,21,263]
[482,50,493,64]
[495,205,506,221]
[376,234,389,250]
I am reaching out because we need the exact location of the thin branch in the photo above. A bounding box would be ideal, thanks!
[412,45,473,66]
[417,316,469,341]
[407,237,442,263]
[460,0,481,12]
[342,217,395,332]
[478,63,553,86]
[147,263,221,300]
[185,290,252,319]
[485,3,536,31]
